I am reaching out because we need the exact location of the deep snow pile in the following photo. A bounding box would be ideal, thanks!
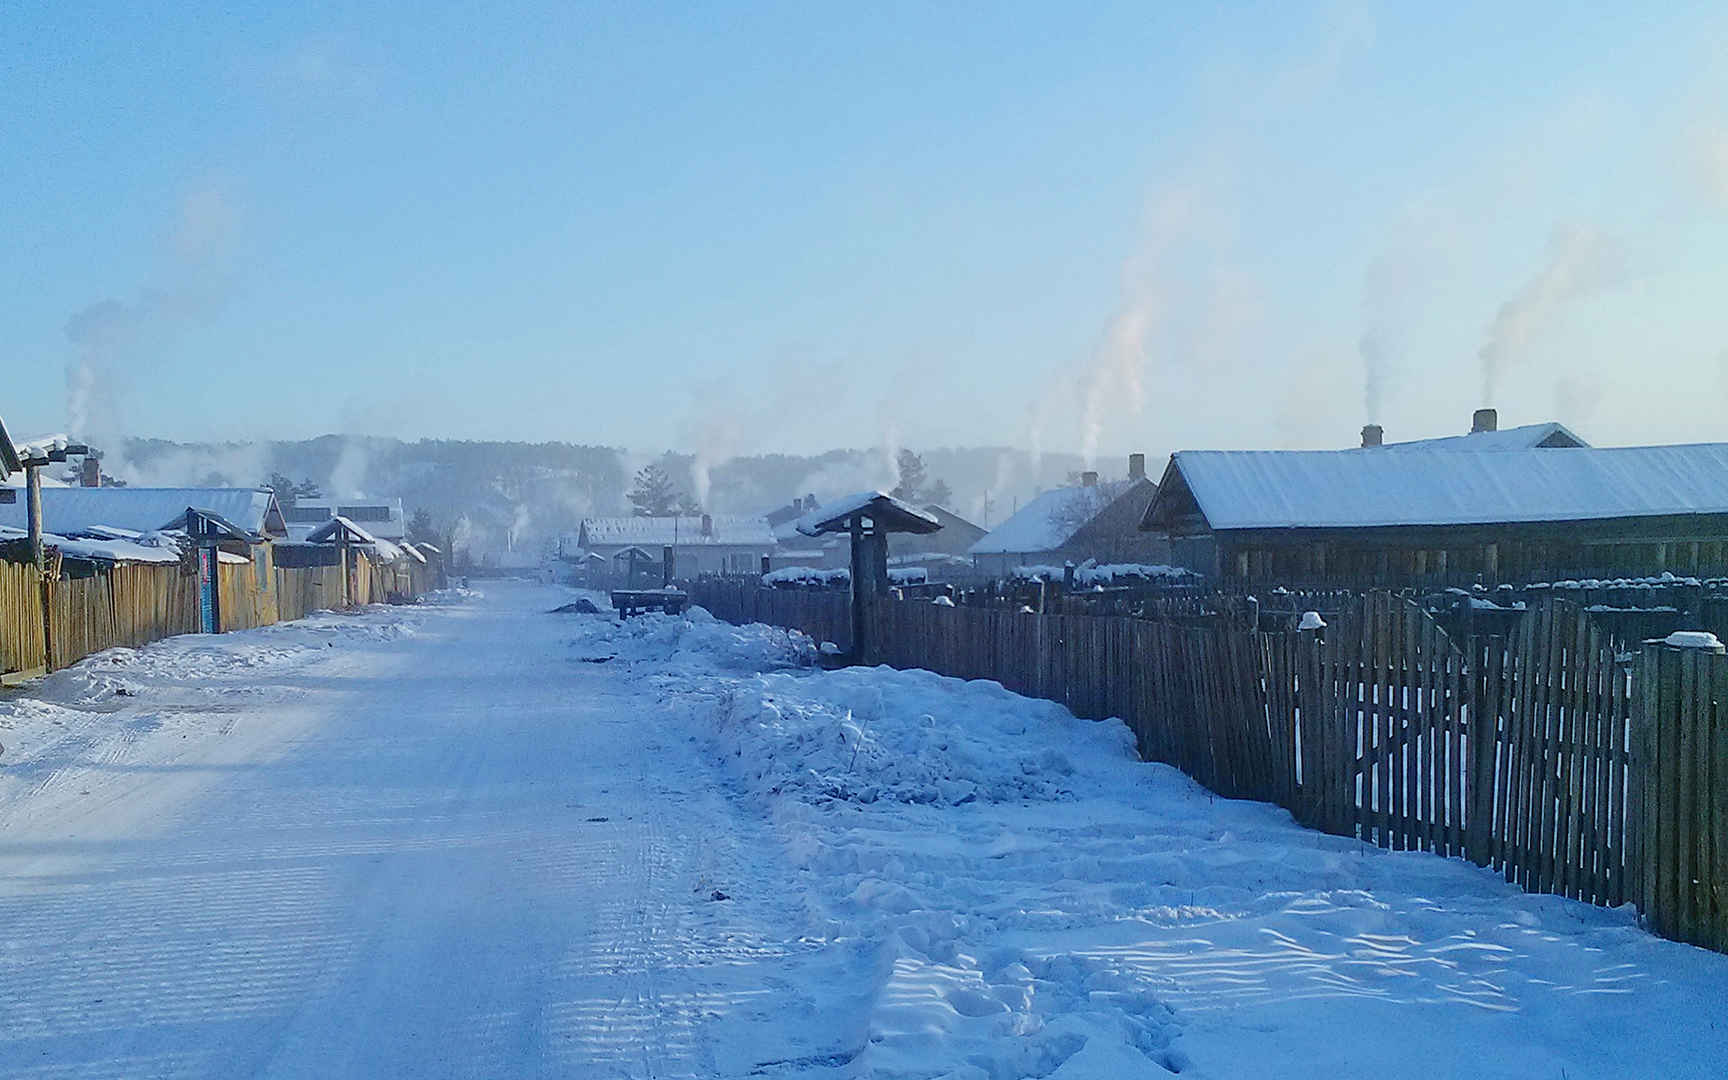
[706,667,1096,806]
[576,608,1728,1080]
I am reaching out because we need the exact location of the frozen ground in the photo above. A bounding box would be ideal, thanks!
[0,582,1723,1078]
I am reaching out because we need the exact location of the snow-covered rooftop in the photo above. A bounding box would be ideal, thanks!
[970,479,1142,555]
[581,514,775,548]
[1147,444,1728,532]
[794,492,941,537]
[1375,421,1588,452]
[0,487,286,538]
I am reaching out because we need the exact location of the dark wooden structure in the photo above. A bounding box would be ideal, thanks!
[610,588,689,618]
[795,491,942,662]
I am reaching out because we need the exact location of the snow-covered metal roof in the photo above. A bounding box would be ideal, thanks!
[305,515,380,546]
[1144,444,1728,532]
[971,480,1140,555]
[581,514,775,548]
[0,487,286,538]
[795,492,942,537]
[1376,421,1587,452]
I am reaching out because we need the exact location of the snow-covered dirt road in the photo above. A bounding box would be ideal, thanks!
[1,583,1724,1078]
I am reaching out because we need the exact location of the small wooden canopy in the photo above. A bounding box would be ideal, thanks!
[611,545,655,562]
[173,507,257,543]
[796,491,943,537]
[305,515,379,545]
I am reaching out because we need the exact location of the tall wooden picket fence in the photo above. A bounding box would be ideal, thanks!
[692,582,1726,953]
[2,552,397,679]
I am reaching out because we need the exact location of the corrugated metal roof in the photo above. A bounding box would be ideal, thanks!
[581,514,775,547]
[1376,421,1587,452]
[1148,444,1728,532]
[0,487,286,537]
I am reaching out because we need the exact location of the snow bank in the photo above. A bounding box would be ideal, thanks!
[575,607,1728,1080]
[764,566,929,587]
[1010,561,1199,586]
[704,666,1109,807]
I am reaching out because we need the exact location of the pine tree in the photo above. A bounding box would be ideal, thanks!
[926,478,954,508]
[890,449,928,503]
[407,508,435,542]
[628,463,685,517]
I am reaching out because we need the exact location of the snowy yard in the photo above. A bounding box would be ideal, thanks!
[0,582,1723,1078]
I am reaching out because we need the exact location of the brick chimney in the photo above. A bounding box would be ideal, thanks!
[1128,453,1146,480]
[79,456,101,486]
[700,513,713,537]
[1361,424,1384,448]
[1471,408,1498,434]
[1080,471,1099,487]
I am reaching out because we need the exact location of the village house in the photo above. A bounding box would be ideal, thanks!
[969,454,1167,576]
[282,497,407,542]
[566,512,776,578]
[1359,409,1588,451]
[1142,439,1728,587]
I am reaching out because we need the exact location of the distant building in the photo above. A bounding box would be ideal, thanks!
[970,454,1166,575]
[1142,441,1728,587]
[1359,409,1588,451]
[282,498,407,542]
[568,513,776,576]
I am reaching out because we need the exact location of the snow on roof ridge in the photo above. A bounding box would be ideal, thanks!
[1157,443,1728,531]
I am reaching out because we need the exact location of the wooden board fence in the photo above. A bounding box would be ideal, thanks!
[692,581,1721,954]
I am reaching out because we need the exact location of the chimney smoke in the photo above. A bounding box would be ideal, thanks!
[1360,424,1384,448]
[1128,453,1146,480]
[1471,408,1498,434]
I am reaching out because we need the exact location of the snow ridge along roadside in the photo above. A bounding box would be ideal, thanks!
[585,604,1728,1080]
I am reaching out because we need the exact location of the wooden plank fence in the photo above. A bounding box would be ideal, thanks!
[690,580,1727,953]
[2,547,412,680]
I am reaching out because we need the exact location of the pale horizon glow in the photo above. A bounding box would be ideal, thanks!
[4,2,1727,461]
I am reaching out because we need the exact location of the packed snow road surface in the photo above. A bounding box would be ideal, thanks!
[0,582,1723,1078]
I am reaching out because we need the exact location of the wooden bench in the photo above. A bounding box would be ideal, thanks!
[610,589,689,618]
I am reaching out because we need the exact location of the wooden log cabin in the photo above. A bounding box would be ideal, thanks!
[1141,442,1728,588]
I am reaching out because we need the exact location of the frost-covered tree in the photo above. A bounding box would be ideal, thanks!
[926,478,954,508]
[890,450,928,503]
[407,508,436,543]
[627,463,686,517]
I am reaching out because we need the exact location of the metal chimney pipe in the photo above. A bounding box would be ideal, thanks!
[1471,408,1498,434]
[1361,424,1384,448]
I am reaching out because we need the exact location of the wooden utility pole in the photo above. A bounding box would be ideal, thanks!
[27,463,53,671]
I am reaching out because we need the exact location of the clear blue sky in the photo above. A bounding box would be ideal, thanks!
[4,1,1726,460]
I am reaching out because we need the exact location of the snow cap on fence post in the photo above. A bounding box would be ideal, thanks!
[1298,611,1327,632]
[1659,630,1724,653]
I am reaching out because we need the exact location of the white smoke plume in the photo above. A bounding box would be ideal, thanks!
[62,187,238,452]
[1077,189,1199,466]
[1478,224,1623,403]
[326,439,371,499]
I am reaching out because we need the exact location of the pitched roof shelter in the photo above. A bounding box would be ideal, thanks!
[795,491,941,537]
